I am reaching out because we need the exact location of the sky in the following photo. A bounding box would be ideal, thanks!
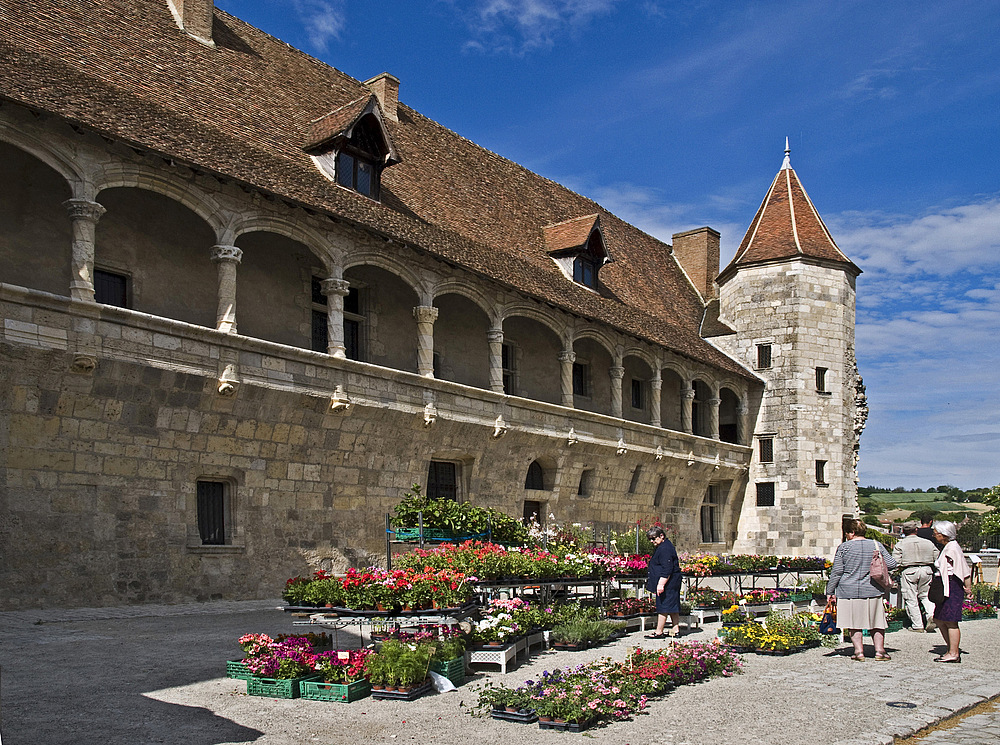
[216,0,1000,490]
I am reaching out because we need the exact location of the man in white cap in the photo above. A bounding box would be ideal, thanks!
[893,522,939,632]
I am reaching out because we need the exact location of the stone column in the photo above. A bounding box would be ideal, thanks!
[708,397,721,440]
[413,305,439,378]
[737,400,749,446]
[610,365,625,418]
[681,386,695,434]
[487,328,504,393]
[62,198,106,301]
[558,350,576,407]
[210,245,243,333]
[321,278,350,358]
[650,373,662,428]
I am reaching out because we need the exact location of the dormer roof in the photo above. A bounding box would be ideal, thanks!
[304,95,400,165]
[718,145,860,283]
[543,214,608,259]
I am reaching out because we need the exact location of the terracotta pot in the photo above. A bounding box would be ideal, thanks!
[539,716,552,722]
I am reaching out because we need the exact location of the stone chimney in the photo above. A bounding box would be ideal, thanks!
[364,73,400,122]
[672,227,720,301]
[167,0,215,46]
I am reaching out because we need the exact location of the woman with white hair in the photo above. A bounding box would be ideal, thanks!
[931,520,973,663]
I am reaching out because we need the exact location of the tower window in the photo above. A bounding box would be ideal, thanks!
[525,460,545,490]
[759,437,774,463]
[816,367,829,393]
[756,344,772,369]
[816,460,828,485]
[756,482,775,507]
[627,465,642,494]
[653,476,666,508]
[577,468,595,497]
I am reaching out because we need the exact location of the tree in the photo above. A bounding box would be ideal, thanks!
[858,498,885,516]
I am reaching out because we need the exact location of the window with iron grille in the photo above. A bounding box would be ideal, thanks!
[94,268,128,308]
[197,480,228,545]
[756,482,775,507]
[427,461,458,501]
[756,344,772,369]
[759,437,774,463]
[816,367,829,393]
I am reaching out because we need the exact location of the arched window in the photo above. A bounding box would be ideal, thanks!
[524,460,545,490]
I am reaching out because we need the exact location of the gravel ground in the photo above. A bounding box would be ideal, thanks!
[1,601,999,745]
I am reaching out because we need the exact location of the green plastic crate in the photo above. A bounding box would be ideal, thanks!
[247,674,321,699]
[430,656,465,686]
[227,659,251,680]
[301,678,371,703]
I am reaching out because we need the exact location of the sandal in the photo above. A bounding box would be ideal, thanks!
[874,654,891,661]
[644,633,666,639]
[935,656,961,663]
[850,654,865,661]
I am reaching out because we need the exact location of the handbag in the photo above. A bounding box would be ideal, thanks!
[870,543,896,590]
[928,574,946,605]
[819,600,839,635]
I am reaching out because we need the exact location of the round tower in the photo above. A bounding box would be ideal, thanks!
[713,142,863,556]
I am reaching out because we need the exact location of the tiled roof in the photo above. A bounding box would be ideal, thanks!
[0,0,753,379]
[543,215,599,254]
[719,162,859,281]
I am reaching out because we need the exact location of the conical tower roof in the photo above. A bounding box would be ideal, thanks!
[718,142,860,282]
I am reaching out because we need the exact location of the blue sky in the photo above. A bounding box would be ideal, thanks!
[216,0,1000,490]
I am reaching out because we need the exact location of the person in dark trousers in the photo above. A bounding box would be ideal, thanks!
[645,526,682,639]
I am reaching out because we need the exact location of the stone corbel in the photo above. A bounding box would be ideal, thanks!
[492,415,507,439]
[616,438,628,456]
[686,450,695,467]
[329,384,352,412]
[655,445,664,461]
[217,363,239,397]
[567,427,578,447]
[423,401,438,427]
[713,453,721,471]
[70,352,97,373]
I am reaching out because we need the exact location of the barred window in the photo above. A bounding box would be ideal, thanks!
[759,437,774,463]
[756,344,772,369]
[756,482,775,507]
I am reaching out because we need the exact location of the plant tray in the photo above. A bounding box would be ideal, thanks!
[301,678,371,703]
[371,679,433,701]
[247,674,321,699]
[538,717,596,732]
[430,657,465,686]
[492,708,539,724]
[550,642,590,651]
[227,659,251,680]
[394,527,462,542]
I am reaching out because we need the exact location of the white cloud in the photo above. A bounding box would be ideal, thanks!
[460,0,620,53]
[834,199,1000,489]
[291,0,345,52]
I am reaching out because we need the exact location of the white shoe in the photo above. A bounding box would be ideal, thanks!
[925,620,937,632]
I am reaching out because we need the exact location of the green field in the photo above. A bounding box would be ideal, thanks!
[866,493,992,516]
[869,492,949,503]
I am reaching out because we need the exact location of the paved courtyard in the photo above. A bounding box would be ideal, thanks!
[1,600,998,745]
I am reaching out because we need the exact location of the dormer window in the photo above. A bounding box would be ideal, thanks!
[543,214,611,290]
[573,255,598,288]
[305,95,401,202]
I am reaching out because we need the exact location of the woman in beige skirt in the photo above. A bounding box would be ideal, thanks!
[826,518,899,661]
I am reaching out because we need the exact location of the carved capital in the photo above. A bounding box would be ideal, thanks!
[210,245,243,264]
[609,365,625,380]
[682,388,696,401]
[487,329,504,344]
[321,278,350,297]
[558,351,577,364]
[707,397,721,407]
[62,199,106,224]
[413,305,439,324]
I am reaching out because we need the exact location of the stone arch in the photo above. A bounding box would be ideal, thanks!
[431,278,496,321]
[232,214,335,274]
[719,386,741,444]
[94,163,227,237]
[94,185,218,326]
[691,378,713,437]
[499,302,567,340]
[622,352,656,424]
[0,140,75,296]
[501,310,563,404]
[343,262,420,372]
[0,126,85,192]
[343,251,425,301]
[571,326,617,359]
[433,290,491,389]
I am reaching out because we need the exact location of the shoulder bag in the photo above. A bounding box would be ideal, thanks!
[870,542,896,590]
